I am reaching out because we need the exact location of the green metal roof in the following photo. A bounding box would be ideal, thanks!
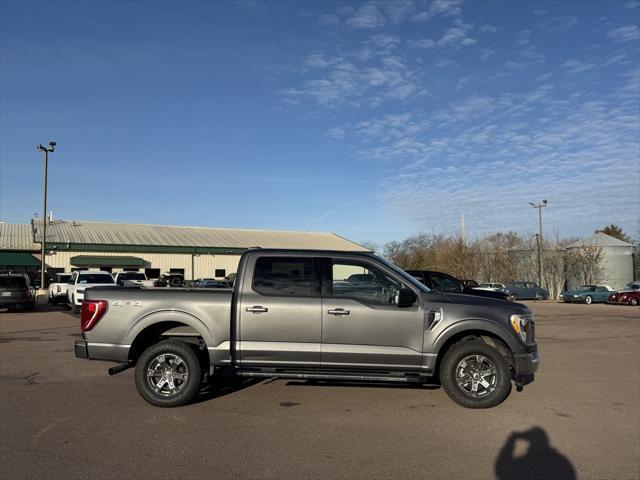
[70,255,146,267]
[0,251,40,267]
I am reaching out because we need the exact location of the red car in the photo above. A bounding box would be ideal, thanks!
[608,282,640,306]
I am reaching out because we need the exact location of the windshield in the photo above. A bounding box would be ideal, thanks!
[78,274,115,284]
[57,274,72,283]
[578,285,594,291]
[373,255,430,293]
[120,273,146,281]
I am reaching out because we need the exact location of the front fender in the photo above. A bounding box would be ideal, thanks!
[433,318,522,354]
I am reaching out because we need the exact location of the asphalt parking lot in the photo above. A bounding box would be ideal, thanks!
[0,302,638,480]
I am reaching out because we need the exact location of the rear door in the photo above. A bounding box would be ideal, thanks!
[321,257,424,370]
[237,255,322,367]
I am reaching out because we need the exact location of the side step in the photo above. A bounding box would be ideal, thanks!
[236,371,411,383]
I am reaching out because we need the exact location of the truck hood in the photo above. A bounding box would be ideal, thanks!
[421,291,531,315]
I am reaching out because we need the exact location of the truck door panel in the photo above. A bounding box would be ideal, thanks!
[238,256,322,367]
[321,258,424,370]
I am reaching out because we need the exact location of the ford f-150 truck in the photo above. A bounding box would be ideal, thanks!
[74,249,538,408]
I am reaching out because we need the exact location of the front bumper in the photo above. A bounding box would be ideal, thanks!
[513,348,539,385]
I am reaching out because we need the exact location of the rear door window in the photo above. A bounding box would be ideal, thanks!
[253,257,319,297]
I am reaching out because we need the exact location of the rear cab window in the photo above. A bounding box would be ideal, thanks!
[252,257,319,297]
[77,274,115,284]
[0,276,27,288]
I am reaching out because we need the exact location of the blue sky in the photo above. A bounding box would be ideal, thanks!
[1,0,639,244]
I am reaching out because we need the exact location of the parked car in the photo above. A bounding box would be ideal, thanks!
[0,274,36,311]
[195,278,230,288]
[607,282,640,306]
[559,284,614,304]
[48,272,73,304]
[112,271,154,287]
[75,248,538,409]
[155,272,185,288]
[67,270,116,314]
[406,270,513,301]
[477,283,510,293]
[506,282,548,300]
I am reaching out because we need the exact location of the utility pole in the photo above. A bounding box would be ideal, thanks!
[36,142,56,292]
[529,200,548,286]
[460,212,465,244]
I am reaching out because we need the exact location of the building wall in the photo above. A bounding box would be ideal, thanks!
[600,246,634,290]
[42,251,242,280]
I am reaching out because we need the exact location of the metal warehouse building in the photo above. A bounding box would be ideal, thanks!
[0,219,368,281]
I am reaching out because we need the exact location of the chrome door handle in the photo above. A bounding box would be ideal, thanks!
[246,306,268,313]
[328,308,350,316]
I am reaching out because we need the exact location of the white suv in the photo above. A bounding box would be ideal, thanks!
[48,272,74,305]
[67,270,115,313]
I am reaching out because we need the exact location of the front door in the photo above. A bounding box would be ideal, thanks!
[321,257,424,370]
[238,255,322,367]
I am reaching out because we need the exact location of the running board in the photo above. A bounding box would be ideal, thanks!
[236,371,411,383]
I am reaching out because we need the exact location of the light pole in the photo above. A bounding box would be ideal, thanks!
[529,200,548,286]
[36,142,56,291]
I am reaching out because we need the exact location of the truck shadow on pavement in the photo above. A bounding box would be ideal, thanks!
[189,375,263,404]
[495,427,576,480]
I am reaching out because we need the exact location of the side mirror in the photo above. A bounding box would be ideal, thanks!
[396,288,417,307]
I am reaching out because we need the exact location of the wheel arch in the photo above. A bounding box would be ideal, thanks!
[127,313,212,366]
[433,321,519,376]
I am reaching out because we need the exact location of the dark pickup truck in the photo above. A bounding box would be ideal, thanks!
[75,249,538,408]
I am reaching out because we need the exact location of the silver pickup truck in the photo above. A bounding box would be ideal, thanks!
[74,249,538,408]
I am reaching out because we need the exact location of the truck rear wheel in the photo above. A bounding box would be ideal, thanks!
[135,340,202,407]
[439,341,511,408]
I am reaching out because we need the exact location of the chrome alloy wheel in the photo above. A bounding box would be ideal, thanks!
[146,353,189,397]
[455,355,498,398]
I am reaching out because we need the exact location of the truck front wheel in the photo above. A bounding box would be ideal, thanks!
[439,341,511,408]
[135,340,202,407]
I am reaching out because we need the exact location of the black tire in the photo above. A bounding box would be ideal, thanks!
[584,296,592,305]
[630,298,638,306]
[439,341,511,409]
[135,340,202,407]
[169,276,182,287]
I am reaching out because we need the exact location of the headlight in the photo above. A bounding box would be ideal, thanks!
[510,314,532,342]
[573,294,580,298]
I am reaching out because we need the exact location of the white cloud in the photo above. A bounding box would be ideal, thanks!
[533,9,549,16]
[480,47,495,61]
[407,38,436,49]
[608,25,640,42]
[479,24,497,34]
[318,14,340,27]
[412,0,464,21]
[438,19,477,47]
[539,16,578,32]
[325,127,346,140]
[380,0,417,25]
[346,4,386,29]
[625,1,639,8]
[305,54,332,69]
[516,30,532,46]
[562,59,596,73]
[370,33,401,49]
